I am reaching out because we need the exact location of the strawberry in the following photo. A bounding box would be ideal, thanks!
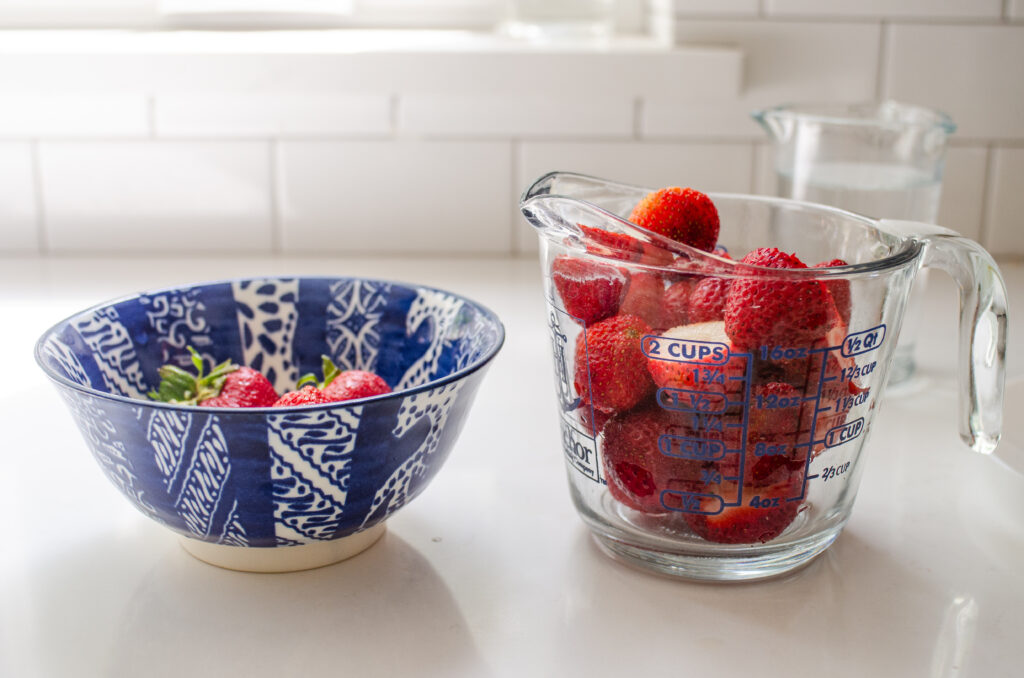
[724,248,832,351]
[201,367,278,408]
[578,225,673,266]
[323,369,391,402]
[628,187,720,252]
[815,259,852,327]
[618,271,666,330]
[273,385,330,407]
[660,278,696,328]
[644,321,745,400]
[148,346,277,408]
[578,398,613,437]
[293,354,391,404]
[601,405,703,513]
[684,486,800,544]
[749,381,805,439]
[574,314,655,414]
[686,276,730,324]
[552,255,627,326]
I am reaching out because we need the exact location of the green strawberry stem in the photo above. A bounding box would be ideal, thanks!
[296,355,342,390]
[147,346,238,405]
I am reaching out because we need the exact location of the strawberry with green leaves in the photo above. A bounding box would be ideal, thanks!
[277,355,392,406]
[148,346,278,408]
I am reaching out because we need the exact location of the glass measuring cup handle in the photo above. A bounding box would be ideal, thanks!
[880,220,1009,454]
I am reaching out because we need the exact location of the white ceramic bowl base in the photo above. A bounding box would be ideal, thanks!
[178,524,387,573]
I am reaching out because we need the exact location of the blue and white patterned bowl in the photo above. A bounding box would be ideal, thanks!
[35,277,504,572]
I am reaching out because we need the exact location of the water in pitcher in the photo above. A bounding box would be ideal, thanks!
[778,161,943,384]
[778,162,942,222]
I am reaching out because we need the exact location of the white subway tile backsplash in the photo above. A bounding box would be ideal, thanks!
[277,140,511,254]
[886,25,1024,140]
[765,0,1002,19]
[515,140,753,252]
[0,142,38,253]
[155,93,392,137]
[39,141,272,253]
[986,147,1024,256]
[399,94,634,138]
[0,94,148,138]
[644,101,760,139]
[674,0,759,15]
[937,146,988,242]
[650,21,880,139]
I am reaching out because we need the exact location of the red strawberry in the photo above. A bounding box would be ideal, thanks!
[552,255,627,326]
[201,367,278,408]
[323,370,391,402]
[148,346,277,408]
[574,314,655,413]
[578,225,673,266]
[749,381,805,439]
[686,276,730,323]
[684,486,800,544]
[815,259,852,327]
[601,405,703,513]
[578,398,613,437]
[628,187,720,252]
[724,248,832,351]
[660,278,696,328]
[273,385,330,407]
[618,271,666,330]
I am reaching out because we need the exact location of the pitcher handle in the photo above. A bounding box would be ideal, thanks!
[880,220,1008,454]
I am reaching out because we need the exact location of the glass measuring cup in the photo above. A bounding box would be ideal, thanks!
[753,101,957,386]
[521,171,1006,581]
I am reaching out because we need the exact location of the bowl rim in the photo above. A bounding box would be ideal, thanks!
[34,274,506,414]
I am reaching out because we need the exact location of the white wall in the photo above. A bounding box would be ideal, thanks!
[0,1,1021,258]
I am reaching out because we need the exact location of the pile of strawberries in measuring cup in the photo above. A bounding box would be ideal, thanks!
[553,187,861,545]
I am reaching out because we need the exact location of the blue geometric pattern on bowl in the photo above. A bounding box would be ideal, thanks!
[36,277,504,548]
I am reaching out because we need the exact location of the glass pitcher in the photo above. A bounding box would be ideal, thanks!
[521,171,1006,581]
[753,101,957,386]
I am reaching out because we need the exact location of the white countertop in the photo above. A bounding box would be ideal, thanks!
[2,255,1023,678]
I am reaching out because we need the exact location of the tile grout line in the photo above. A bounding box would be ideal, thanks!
[29,139,49,254]
[268,139,282,255]
[633,97,644,140]
[749,142,761,194]
[875,20,890,101]
[509,139,520,255]
[977,143,998,248]
[147,93,157,139]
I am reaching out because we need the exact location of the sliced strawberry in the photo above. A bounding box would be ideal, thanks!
[628,187,720,252]
[644,321,746,401]
[552,255,627,326]
[574,314,655,413]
